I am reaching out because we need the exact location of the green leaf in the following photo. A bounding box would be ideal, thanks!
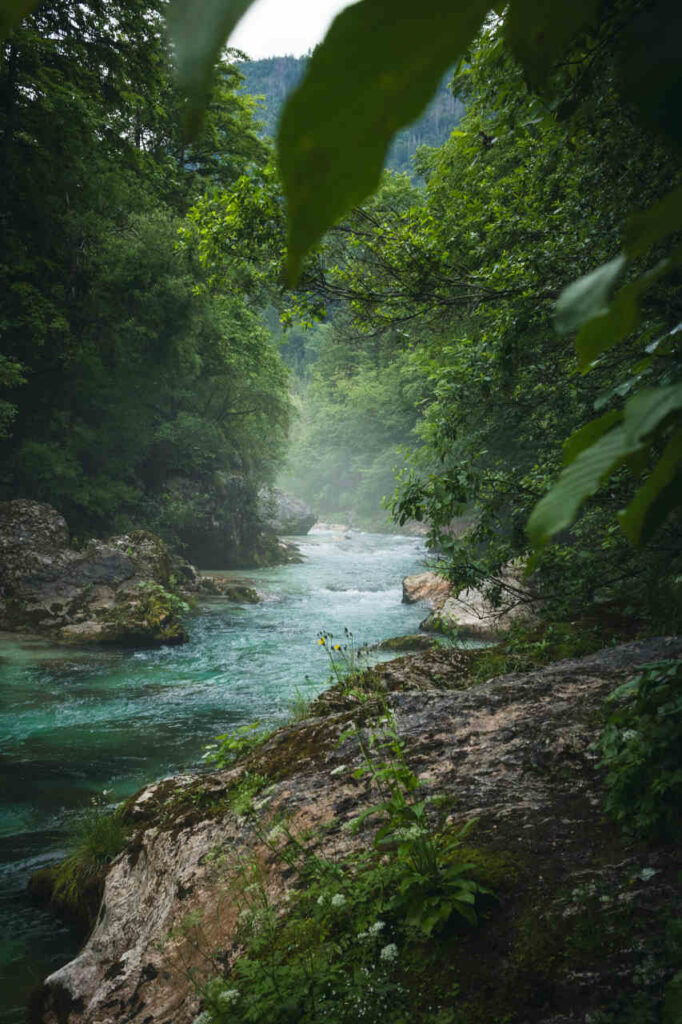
[278,0,490,283]
[505,0,600,91]
[0,0,38,39]
[626,184,682,260]
[622,384,682,444]
[554,255,627,335]
[167,0,258,134]
[617,0,682,149]
[527,425,639,546]
[562,410,622,465]
[574,280,641,371]
[529,385,682,545]
[618,428,682,544]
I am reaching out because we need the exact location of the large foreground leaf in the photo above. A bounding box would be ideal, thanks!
[527,426,638,546]
[0,0,38,40]
[618,429,682,544]
[167,0,257,133]
[505,0,600,91]
[554,255,626,336]
[528,386,682,546]
[278,0,490,282]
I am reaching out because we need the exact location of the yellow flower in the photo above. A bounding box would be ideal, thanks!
[333,644,341,651]
[318,638,326,646]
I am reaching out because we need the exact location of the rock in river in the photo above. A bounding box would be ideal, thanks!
[260,487,317,536]
[0,500,188,647]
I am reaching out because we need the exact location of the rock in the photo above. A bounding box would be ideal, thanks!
[163,476,283,570]
[196,576,260,603]
[32,637,682,1023]
[0,500,188,647]
[259,487,316,536]
[402,570,452,607]
[420,586,535,640]
[374,633,438,652]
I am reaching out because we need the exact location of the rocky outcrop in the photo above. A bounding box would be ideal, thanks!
[402,570,452,607]
[419,586,536,640]
[0,501,188,646]
[259,487,316,536]
[33,637,682,1024]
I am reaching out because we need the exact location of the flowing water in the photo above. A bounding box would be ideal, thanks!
[0,527,431,1021]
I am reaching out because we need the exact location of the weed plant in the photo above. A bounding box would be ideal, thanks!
[202,722,271,770]
[52,794,129,907]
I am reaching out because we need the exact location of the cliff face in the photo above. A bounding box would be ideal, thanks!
[34,638,682,1024]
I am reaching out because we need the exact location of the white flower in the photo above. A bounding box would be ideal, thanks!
[330,893,347,908]
[217,989,240,1008]
[317,892,329,906]
[380,943,398,962]
[192,1013,213,1024]
[368,920,385,936]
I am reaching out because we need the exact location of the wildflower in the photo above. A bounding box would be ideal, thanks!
[216,989,240,1008]
[380,943,398,962]
[317,892,329,906]
[333,644,341,651]
[318,638,326,646]
[368,920,385,936]
[330,893,347,908]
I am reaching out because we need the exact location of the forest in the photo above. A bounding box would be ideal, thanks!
[1,0,682,1022]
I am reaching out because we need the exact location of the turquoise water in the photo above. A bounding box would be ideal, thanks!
[0,527,428,1021]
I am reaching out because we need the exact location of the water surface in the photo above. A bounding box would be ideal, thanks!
[0,527,429,1020]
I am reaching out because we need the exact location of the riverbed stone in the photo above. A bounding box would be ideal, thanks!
[259,487,316,535]
[401,570,452,607]
[33,637,682,1024]
[419,586,534,639]
[0,500,188,647]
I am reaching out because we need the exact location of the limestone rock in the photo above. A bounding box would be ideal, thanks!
[401,570,452,607]
[33,638,682,1024]
[0,500,188,646]
[420,586,534,640]
[259,487,316,536]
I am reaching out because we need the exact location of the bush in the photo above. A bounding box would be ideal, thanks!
[599,660,682,841]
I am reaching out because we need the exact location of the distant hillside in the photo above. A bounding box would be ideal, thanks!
[238,55,464,175]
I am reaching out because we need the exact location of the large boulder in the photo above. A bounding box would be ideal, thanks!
[419,586,534,640]
[0,501,188,647]
[402,570,452,607]
[260,487,316,536]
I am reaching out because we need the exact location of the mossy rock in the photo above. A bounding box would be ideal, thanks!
[29,862,107,938]
[375,633,438,652]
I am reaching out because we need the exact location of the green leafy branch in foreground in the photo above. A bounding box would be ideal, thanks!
[528,185,682,549]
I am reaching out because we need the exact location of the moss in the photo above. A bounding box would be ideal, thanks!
[376,634,438,652]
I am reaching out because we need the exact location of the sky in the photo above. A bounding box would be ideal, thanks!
[230,0,354,59]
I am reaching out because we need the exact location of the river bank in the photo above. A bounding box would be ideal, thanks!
[0,527,430,1022]
[33,635,682,1024]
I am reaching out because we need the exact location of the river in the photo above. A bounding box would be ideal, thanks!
[0,526,430,1021]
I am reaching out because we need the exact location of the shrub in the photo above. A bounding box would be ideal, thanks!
[599,660,682,841]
